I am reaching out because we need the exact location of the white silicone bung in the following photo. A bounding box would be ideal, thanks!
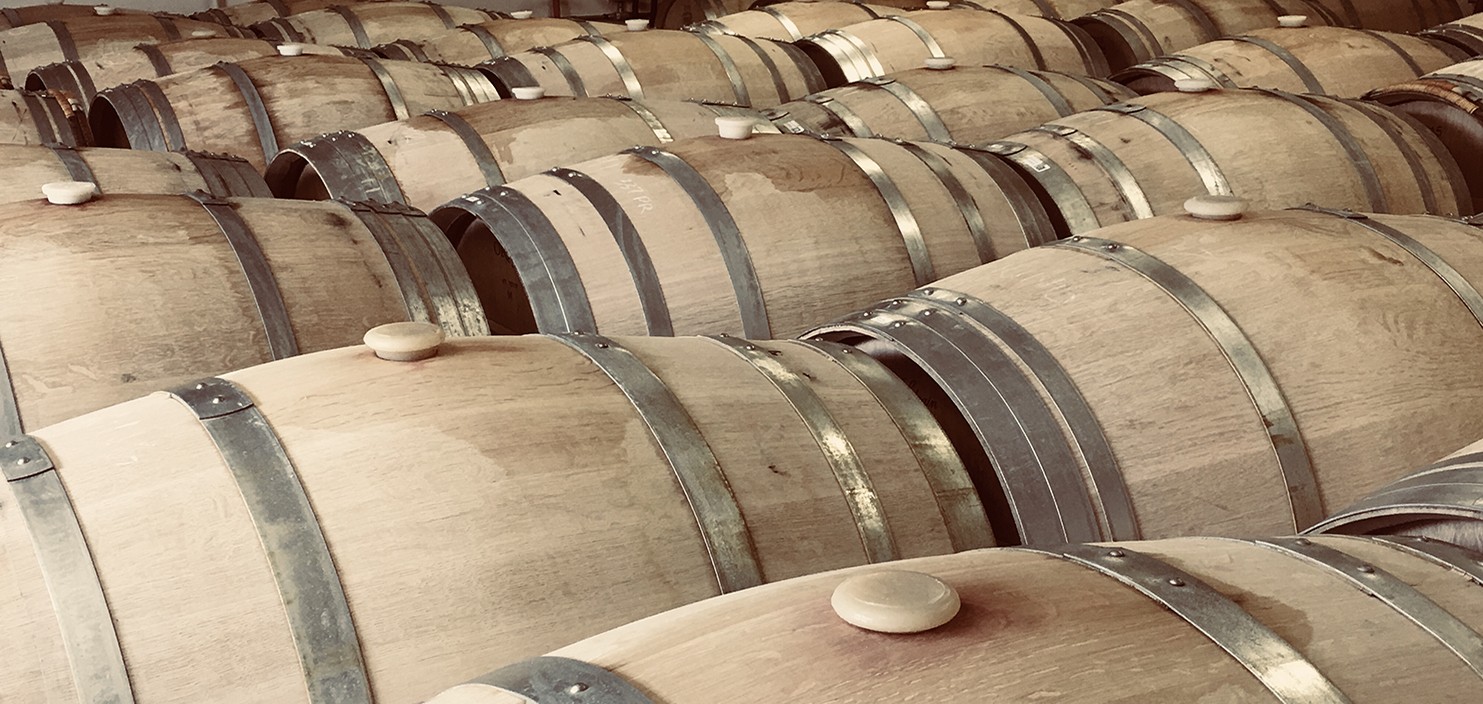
[924,56,956,70]
[93,5,115,15]
[42,181,97,205]
[926,0,950,8]
[364,322,445,362]
[715,115,756,139]
[1184,194,1248,220]
[277,43,307,56]
[512,86,546,100]
[511,9,534,18]
[1278,14,1308,27]
[831,570,960,634]
[1174,78,1217,93]
[626,18,649,30]
[191,29,219,38]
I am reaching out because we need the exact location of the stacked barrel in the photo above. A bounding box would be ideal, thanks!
[4,0,1483,702]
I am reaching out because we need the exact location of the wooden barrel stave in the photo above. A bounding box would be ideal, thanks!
[0,194,482,433]
[430,133,1054,338]
[0,14,253,84]
[266,97,768,211]
[88,54,495,171]
[478,29,821,107]
[0,145,269,205]
[1367,58,1483,215]
[986,88,1467,236]
[0,88,88,145]
[1423,12,1483,56]
[1310,438,1483,552]
[250,1,504,49]
[767,65,1135,143]
[956,0,1120,17]
[1074,0,1342,73]
[1116,26,1466,98]
[371,19,622,66]
[432,535,1483,703]
[0,333,986,702]
[25,37,358,106]
[807,209,1483,544]
[1308,0,1472,32]
[191,0,370,28]
[691,1,899,42]
[797,9,1109,87]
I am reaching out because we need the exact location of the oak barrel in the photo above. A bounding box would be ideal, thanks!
[1309,439,1483,553]
[766,64,1134,144]
[656,0,751,30]
[0,14,252,84]
[88,54,498,170]
[0,4,160,30]
[438,535,1483,704]
[797,8,1109,86]
[429,133,1054,337]
[26,36,364,106]
[806,206,1483,545]
[1366,59,1483,214]
[1115,26,1465,98]
[476,28,822,107]
[0,145,269,206]
[0,194,483,434]
[0,88,87,145]
[0,333,989,701]
[193,0,388,28]
[1073,0,1341,72]
[267,96,770,210]
[985,87,1468,235]
[1307,0,1472,33]
[954,0,1118,17]
[1423,12,1483,57]
[251,1,508,49]
[371,18,621,66]
[687,1,898,42]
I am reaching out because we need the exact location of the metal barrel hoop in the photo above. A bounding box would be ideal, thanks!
[1096,102,1231,197]
[859,77,950,141]
[1260,90,1387,212]
[976,139,1098,235]
[819,136,934,284]
[471,657,657,704]
[214,62,280,164]
[344,200,435,325]
[188,190,301,359]
[692,33,747,106]
[1034,122,1154,220]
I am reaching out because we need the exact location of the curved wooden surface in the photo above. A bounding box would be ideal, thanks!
[1116,26,1465,98]
[430,133,1054,338]
[87,54,497,171]
[956,0,1118,17]
[267,96,769,211]
[431,535,1483,703]
[0,144,269,205]
[0,193,482,433]
[767,64,1134,143]
[1423,12,1483,57]
[1366,58,1483,216]
[688,1,898,42]
[1310,436,1483,552]
[192,0,383,28]
[987,88,1468,235]
[476,28,823,107]
[1073,0,1342,73]
[371,18,622,66]
[1,333,987,702]
[0,14,252,84]
[0,4,161,30]
[0,88,88,146]
[796,8,1109,86]
[250,1,506,49]
[808,208,1483,545]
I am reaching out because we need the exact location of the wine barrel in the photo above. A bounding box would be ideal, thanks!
[1366,59,1483,215]
[26,36,365,106]
[429,133,1054,337]
[438,535,1483,704]
[88,54,497,171]
[1309,440,1483,552]
[796,8,1109,86]
[251,1,508,49]
[267,96,771,211]
[1115,26,1466,98]
[0,332,989,702]
[0,14,252,85]
[193,0,391,28]
[1423,12,1483,57]
[1073,0,1341,73]
[0,88,87,145]
[806,205,1483,544]
[1307,0,1472,33]
[372,18,622,66]
[954,0,1119,18]
[657,0,750,30]
[477,28,822,107]
[766,64,1134,144]
[0,4,157,30]
[687,1,898,42]
[0,145,269,206]
[0,194,483,434]
[983,87,1467,236]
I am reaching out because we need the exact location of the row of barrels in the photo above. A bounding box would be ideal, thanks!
[7,200,1483,701]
